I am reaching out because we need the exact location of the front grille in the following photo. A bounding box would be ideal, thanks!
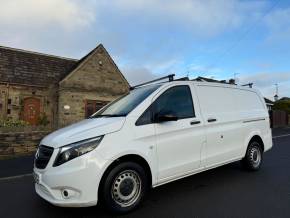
[35,145,54,169]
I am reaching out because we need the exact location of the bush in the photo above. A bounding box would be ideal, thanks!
[0,119,29,127]
[37,113,50,126]
[273,100,290,114]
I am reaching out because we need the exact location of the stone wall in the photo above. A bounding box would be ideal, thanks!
[58,45,129,127]
[57,90,120,127]
[0,130,50,159]
[0,83,57,127]
[59,45,129,93]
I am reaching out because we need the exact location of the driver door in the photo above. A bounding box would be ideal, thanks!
[153,85,206,183]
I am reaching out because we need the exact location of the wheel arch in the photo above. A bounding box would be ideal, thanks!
[244,133,265,156]
[98,153,154,199]
[249,135,264,152]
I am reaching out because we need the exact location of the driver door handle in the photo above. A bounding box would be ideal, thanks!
[190,120,201,125]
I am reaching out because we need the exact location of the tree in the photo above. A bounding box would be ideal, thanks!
[273,100,290,114]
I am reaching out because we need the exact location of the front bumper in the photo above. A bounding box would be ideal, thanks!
[34,149,108,207]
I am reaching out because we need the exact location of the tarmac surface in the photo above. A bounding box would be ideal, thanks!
[1,127,289,218]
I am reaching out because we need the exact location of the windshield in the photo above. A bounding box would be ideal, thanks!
[90,84,161,118]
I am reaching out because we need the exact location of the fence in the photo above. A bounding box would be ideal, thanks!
[270,110,289,128]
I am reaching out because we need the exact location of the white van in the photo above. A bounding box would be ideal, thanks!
[34,75,272,214]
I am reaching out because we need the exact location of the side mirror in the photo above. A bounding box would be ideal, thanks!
[155,111,178,123]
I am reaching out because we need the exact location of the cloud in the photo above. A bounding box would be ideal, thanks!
[188,63,223,74]
[0,0,267,58]
[278,83,290,98]
[0,0,97,55]
[240,72,290,88]
[109,0,263,37]
[0,0,95,30]
[2,0,256,38]
[144,59,183,75]
[121,67,158,86]
[240,72,290,99]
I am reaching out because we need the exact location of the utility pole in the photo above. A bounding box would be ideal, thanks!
[233,73,239,84]
[274,83,279,101]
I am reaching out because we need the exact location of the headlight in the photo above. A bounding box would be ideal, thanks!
[53,136,104,167]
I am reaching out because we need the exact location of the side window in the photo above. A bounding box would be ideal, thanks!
[135,107,153,125]
[136,85,195,125]
[154,85,195,119]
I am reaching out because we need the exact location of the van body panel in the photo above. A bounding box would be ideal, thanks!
[194,83,271,168]
[41,117,126,148]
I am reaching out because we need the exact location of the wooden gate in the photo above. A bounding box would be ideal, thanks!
[23,97,40,125]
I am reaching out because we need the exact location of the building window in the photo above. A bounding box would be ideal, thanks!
[7,109,11,114]
[85,100,109,118]
[8,99,12,104]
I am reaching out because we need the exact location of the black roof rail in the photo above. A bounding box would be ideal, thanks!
[174,76,189,81]
[241,83,253,88]
[130,74,175,90]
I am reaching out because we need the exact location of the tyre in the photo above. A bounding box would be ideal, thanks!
[101,162,148,214]
[242,140,263,171]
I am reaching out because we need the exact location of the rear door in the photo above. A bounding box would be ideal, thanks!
[153,84,206,182]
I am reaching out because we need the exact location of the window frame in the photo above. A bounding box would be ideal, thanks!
[85,100,109,118]
[135,85,195,126]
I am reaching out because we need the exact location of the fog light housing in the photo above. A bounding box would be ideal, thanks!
[61,189,79,199]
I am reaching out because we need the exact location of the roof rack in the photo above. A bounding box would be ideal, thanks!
[174,76,189,81]
[130,74,175,90]
[241,83,253,88]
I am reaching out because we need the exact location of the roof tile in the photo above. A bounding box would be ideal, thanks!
[0,46,78,87]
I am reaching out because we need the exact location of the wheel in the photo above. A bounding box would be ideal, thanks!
[242,141,263,171]
[101,162,148,214]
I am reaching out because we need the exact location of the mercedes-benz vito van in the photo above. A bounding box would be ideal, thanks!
[34,75,272,213]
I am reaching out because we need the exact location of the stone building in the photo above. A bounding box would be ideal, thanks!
[0,44,130,128]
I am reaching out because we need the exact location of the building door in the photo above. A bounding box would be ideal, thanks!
[23,97,40,125]
[85,100,108,118]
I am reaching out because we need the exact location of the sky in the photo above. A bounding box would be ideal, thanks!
[0,0,290,100]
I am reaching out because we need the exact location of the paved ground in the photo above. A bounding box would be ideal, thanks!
[0,155,34,178]
[1,128,290,218]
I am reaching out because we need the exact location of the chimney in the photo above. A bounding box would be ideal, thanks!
[229,79,235,85]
